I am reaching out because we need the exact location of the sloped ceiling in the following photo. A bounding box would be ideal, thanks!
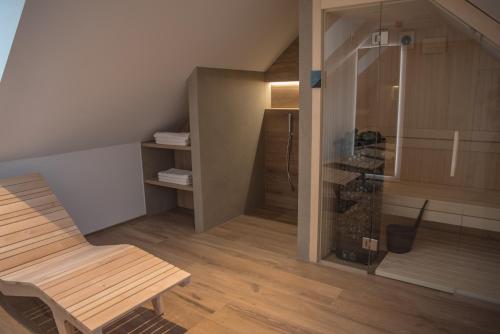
[0,0,298,162]
[468,0,500,22]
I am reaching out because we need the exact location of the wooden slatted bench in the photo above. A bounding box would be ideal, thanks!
[0,173,191,334]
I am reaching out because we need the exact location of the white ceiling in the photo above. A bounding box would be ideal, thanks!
[0,0,298,162]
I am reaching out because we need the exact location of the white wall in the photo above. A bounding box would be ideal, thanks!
[0,143,145,234]
[0,0,298,162]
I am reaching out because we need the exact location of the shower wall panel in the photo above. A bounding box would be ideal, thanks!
[264,109,299,221]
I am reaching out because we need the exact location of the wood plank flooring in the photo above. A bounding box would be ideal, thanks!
[1,210,500,334]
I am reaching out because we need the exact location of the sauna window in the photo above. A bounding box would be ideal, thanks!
[0,0,25,81]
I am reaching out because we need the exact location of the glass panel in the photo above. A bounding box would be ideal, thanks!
[373,0,500,300]
[319,3,382,270]
[320,0,500,300]
[458,22,500,303]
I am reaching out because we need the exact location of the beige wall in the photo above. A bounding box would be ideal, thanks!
[0,0,298,162]
[298,0,314,261]
[188,68,267,232]
[0,0,298,235]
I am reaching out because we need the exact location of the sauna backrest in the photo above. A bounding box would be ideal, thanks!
[0,173,87,274]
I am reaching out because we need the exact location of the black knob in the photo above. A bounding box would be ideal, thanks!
[401,35,412,46]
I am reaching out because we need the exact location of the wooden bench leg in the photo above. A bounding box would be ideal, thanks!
[54,314,74,334]
[152,295,164,316]
[179,277,191,287]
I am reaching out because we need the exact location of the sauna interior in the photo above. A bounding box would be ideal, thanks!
[319,0,500,304]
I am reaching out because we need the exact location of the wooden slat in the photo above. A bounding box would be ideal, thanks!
[39,247,140,289]
[0,244,91,278]
[10,246,131,284]
[0,218,74,247]
[0,203,63,225]
[75,265,177,320]
[0,209,69,236]
[45,249,149,297]
[64,258,168,310]
[0,174,42,187]
[0,234,86,272]
[82,270,189,331]
[0,180,48,196]
[0,226,79,256]
[0,189,54,206]
[0,195,59,216]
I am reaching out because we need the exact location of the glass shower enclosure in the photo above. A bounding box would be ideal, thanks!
[319,0,500,303]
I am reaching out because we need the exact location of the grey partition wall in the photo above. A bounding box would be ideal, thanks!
[188,67,267,232]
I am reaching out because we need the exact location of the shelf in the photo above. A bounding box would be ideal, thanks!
[144,178,193,192]
[265,108,299,111]
[142,141,191,151]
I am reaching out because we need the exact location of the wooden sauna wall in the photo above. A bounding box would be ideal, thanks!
[265,37,299,82]
[357,24,500,193]
[264,109,299,218]
[271,85,299,108]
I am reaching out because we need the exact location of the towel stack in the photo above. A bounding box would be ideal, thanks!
[158,168,192,185]
[154,132,190,146]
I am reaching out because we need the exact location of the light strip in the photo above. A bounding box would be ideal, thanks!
[394,45,407,180]
[270,81,299,86]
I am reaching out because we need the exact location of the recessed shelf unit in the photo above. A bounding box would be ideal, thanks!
[140,128,195,223]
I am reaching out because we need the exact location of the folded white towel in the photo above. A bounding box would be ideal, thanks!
[154,132,190,139]
[154,132,190,145]
[155,139,190,146]
[155,137,189,141]
[158,169,192,185]
[158,169,191,184]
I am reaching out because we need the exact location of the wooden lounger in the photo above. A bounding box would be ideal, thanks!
[0,173,191,334]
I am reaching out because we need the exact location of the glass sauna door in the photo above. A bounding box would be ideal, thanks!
[371,0,471,289]
[320,0,484,280]
[453,25,500,302]
[320,3,386,270]
[373,0,500,301]
[320,0,500,301]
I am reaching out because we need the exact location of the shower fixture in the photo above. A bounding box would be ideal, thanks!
[286,112,295,191]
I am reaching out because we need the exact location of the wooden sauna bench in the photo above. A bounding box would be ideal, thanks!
[0,173,191,334]
[382,180,500,232]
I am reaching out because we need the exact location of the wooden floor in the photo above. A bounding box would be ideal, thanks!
[1,210,500,334]
[376,226,500,304]
[249,206,298,225]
